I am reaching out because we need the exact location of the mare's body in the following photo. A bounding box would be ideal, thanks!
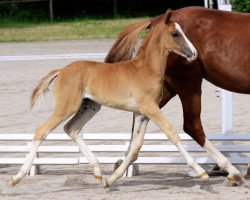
[155,7,250,146]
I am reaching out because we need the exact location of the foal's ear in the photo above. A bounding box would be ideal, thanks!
[164,9,173,24]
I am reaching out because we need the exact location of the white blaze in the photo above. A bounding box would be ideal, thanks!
[174,22,198,61]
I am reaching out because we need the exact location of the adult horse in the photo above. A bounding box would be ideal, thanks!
[104,6,249,186]
[10,11,204,188]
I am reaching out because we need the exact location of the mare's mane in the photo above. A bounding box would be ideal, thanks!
[104,20,151,63]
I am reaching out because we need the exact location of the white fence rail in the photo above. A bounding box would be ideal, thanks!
[0,133,249,176]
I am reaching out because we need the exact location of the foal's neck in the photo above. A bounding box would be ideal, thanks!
[135,27,168,77]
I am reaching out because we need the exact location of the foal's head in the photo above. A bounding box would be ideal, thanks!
[151,10,198,62]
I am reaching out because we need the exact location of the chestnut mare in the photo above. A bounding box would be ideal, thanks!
[105,6,249,186]
[10,11,203,188]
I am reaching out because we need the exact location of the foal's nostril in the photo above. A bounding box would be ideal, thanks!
[184,48,193,58]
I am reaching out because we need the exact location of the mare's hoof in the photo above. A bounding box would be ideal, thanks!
[226,174,244,187]
[198,172,209,179]
[114,159,123,171]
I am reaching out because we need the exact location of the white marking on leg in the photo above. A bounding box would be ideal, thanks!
[12,140,41,184]
[141,104,206,177]
[64,101,102,180]
[203,138,241,176]
[107,116,149,186]
[74,134,102,178]
[176,141,207,176]
[125,114,144,157]
[175,22,198,61]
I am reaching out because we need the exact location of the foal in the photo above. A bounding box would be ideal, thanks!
[10,11,205,188]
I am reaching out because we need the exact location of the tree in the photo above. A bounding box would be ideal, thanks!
[232,0,250,12]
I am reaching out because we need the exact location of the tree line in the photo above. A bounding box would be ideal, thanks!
[0,0,248,22]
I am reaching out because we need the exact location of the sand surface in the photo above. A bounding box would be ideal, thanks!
[0,40,249,200]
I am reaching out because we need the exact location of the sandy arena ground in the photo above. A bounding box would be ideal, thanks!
[0,40,249,200]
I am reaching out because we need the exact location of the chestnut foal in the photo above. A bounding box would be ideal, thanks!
[10,11,206,188]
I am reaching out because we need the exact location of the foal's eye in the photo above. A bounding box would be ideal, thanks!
[171,32,179,38]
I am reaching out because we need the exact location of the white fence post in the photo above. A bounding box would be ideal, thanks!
[221,90,233,134]
[204,0,208,8]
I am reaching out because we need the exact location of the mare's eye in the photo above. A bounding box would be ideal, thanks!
[171,32,179,38]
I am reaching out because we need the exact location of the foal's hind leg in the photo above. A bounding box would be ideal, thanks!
[10,112,78,186]
[114,113,147,171]
[105,113,149,187]
[10,87,82,186]
[64,99,103,183]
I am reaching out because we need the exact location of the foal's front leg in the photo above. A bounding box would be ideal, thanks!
[139,103,208,179]
[64,99,104,183]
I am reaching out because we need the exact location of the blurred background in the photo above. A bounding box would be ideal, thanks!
[0,0,249,42]
[0,0,249,22]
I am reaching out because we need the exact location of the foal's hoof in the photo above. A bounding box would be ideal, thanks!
[9,177,18,187]
[101,179,109,189]
[226,174,244,187]
[198,172,209,179]
[114,159,123,171]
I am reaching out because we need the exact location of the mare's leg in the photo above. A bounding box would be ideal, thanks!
[179,89,244,185]
[103,113,149,188]
[64,99,103,183]
[10,86,82,186]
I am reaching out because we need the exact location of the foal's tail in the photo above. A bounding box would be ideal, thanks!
[105,20,151,63]
[31,69,60,110]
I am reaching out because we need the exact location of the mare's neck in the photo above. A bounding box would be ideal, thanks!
[134,27,168,77]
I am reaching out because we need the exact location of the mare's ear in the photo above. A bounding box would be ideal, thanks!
[164,9,173,24]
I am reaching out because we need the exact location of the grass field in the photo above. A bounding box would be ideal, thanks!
[0,18,149,42]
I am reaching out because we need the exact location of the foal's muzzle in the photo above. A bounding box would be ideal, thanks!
[182,47,198,62]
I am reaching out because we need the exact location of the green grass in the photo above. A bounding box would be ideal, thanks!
[0,17,149,42]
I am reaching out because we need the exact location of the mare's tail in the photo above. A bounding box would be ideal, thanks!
[105,20,151,63]
[31,69,60,110]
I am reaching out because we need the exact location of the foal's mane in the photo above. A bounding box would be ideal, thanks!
[104,20,151,63]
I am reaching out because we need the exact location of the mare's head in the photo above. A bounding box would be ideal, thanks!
[150,10,198,62]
